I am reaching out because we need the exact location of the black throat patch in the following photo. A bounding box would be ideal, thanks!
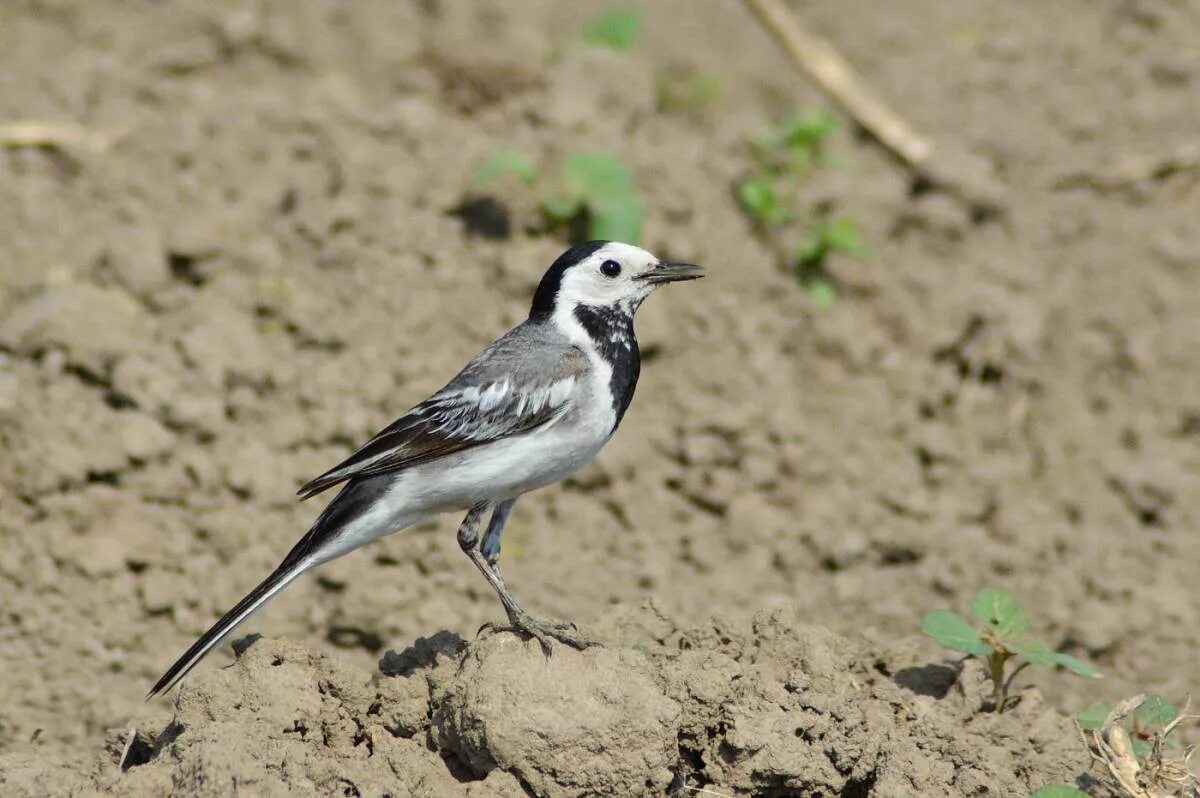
[573,304,640,430]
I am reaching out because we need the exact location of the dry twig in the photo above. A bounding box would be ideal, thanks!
[1052,142,1200,192]
[1081,694,1198,798]
[741,0,932,169]
[0,120,120,161]
[741,0,1000,212]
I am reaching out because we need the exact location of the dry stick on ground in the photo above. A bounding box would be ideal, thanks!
[1081,694,1199,798]
[742,0,932,169]
[742,0,1001,213]
[1051,142,1200,192]
[0,120,119,162]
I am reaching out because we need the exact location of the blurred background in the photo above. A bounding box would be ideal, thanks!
[1,0,1197,773]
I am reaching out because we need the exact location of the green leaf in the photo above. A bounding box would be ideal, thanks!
[736,177,780,224]
[1011,641,1100,677]
[808,278,838,308]
[1077,699,1115,730]
[583,7,641,51]
[588,194,645,244]
[921,610,992,656]
[796,229,829,266]
[1009,639,1057,667]
[823,218,868,260]
[540,194,581,222]
[562,152,636,200]
[1031,787,1091,798]
[778,109,838,148]
[1131,738,1151,758]
[970,588,1028,639]
[1136,694,1178,727]
[470,150,537,187]
[1049,651,1101,679]
[555,152,644,243]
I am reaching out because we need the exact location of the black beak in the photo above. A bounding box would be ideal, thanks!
[635,261,705,285]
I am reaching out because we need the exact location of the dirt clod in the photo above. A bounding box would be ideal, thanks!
[436,634,681,797]
[0,609,1087,797]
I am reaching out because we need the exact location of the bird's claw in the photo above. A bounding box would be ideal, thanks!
[478,610,600,653]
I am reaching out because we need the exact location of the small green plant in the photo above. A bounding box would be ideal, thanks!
[541,152,645,243]
[748,109,839,180]
[582,7,641,51]
[468,150,645,244]
[734,108,865,306]
[797,215,867,307]
[1030,787,1089,798]
[921,587,1101,713]
[797,216,867,267]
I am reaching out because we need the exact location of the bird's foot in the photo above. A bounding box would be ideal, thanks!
[479,609,600,653]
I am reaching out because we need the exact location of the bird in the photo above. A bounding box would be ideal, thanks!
[148,240,704,697]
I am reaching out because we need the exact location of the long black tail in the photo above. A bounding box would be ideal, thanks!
[148,479,386,698]
[146,559,310,698]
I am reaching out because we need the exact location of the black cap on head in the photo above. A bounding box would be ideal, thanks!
[528,240,609,320]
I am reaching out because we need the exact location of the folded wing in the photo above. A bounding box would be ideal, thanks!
[298,339,588,499]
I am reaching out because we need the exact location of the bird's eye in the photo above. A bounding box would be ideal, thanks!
[600,259,622,278]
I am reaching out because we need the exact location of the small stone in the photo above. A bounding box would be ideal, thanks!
[118,412,174,461]
[137,569,180,615]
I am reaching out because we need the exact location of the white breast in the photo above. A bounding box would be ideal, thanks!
[388,358,615,513]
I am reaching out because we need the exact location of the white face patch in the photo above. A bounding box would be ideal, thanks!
[553,242,661,312]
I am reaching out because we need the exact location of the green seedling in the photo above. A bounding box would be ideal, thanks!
[795,215,867,308]
[734,108,865,306]
[735,176,789,227]
[921,587,1101,713]
[797,216,867,267]
[750,108,839,179]
[1030,787,1089,798]
[736,109,840,229]
[582,7,641,51]
[468,150,645,245]
[542,152,645,243]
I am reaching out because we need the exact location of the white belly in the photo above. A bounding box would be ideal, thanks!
[403,408,612,510]
[314,415,610,562]
[402,358,618,510]
[319,353,619,559]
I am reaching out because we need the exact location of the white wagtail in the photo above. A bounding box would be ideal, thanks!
[148,240,703,697]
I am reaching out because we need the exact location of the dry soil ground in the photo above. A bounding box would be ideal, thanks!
[1,1,1198,796]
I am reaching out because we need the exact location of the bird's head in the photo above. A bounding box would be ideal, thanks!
[529,240,704,322]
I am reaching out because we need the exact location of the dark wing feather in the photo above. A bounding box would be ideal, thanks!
[297,338,588,500]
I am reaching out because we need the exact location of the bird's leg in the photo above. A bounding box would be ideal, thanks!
[481,498,517,586]
[456,502,597,652]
